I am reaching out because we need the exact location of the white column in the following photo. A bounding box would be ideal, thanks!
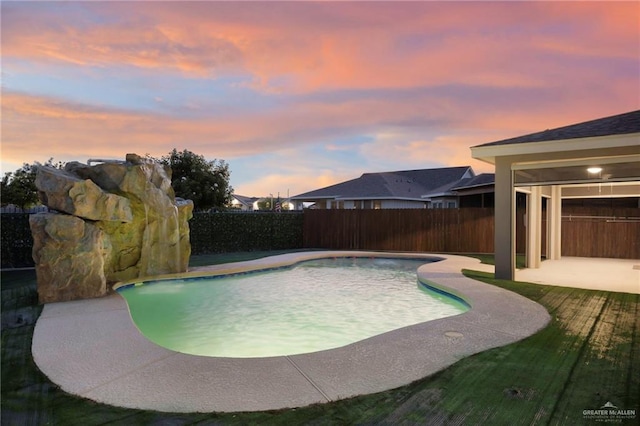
[526,186,542,269]
[494,158,515,280]
[547,185,562,260]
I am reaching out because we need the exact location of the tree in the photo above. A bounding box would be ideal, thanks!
[0,159,65,210]
[159,149,233,211]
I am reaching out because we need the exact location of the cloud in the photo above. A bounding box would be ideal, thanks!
[229,142,375,197]
[0,89,411,166]
[236,172,351,199]
[4,1,637,92]
[2,1,638,196]
[353,130,498,174]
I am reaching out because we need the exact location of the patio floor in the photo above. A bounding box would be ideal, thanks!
[516,257,640,294]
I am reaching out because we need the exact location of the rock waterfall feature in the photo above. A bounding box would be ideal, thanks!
[30,154,194,304]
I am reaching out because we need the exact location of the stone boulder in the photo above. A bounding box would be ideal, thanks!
[30,213,109,303]
[35,167,133,222]
[30,154,193,303]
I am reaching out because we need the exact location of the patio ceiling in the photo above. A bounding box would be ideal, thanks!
[512,158,640,188]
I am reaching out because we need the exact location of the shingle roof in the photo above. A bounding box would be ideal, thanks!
[232,194,259,205]
[452,173,495,190]
[476,110,640,147]
[292,166,473,200]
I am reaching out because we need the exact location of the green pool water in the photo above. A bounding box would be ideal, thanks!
[118,257,468,358]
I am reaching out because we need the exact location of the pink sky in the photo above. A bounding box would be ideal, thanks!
[2,1,638,197]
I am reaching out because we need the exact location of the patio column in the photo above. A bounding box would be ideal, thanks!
[526,186,542,268]
[494,157,515,280]
[547,185,562,260]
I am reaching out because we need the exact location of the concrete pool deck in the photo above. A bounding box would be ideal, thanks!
[32,252,550,413]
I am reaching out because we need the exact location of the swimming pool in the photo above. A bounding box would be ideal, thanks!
[117,257,469,358]
[34,252,552,412]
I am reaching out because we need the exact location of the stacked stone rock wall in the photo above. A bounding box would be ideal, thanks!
[30,154,194,303]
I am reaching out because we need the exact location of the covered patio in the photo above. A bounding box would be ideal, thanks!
[471,110,640,290]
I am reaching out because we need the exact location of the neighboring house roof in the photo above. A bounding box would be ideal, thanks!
[292,166,474,201]
[231,194,259,206]
[476,110,640,147]
[451,173,496,191]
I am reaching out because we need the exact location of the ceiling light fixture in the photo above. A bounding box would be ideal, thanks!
[587,167,603,174]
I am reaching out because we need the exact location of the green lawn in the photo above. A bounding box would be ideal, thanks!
[2,253,638,425]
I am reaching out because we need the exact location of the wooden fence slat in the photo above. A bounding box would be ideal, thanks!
[302,207,639,259]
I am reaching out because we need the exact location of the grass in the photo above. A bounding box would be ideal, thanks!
[466,253,528,269]
[2,252,638,425]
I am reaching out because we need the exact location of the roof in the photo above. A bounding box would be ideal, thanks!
[476,110,640,147]
[292,166,474,200]
[232,194,259,205]
[451,173,495,191]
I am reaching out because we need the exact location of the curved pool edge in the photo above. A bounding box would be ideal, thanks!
[32,251,551,413]
[112,250,448,291]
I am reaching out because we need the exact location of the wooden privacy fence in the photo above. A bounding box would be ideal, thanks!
[303,207,639,259]
[556,207,640,259]
[303,208,499,254]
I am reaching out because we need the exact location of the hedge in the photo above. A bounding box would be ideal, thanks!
[1,214,34,269]
[1,212,305,269]
[189,212,304,254]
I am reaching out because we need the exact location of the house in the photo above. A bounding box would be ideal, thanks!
[230,194,295,211]
[471,109,640,280]
[290,166,490,210]
[229,194,260,211]
[451,173,496,208]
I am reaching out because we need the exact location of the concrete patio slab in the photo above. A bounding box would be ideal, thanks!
[32,252,550,413]
[516,257,639,294]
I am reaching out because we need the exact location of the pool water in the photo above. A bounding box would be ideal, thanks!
[118,257,468,358]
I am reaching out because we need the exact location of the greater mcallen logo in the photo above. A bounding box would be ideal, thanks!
[583,401,636,422]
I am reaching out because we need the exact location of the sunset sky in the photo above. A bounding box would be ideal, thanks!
[2,1,638,197]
